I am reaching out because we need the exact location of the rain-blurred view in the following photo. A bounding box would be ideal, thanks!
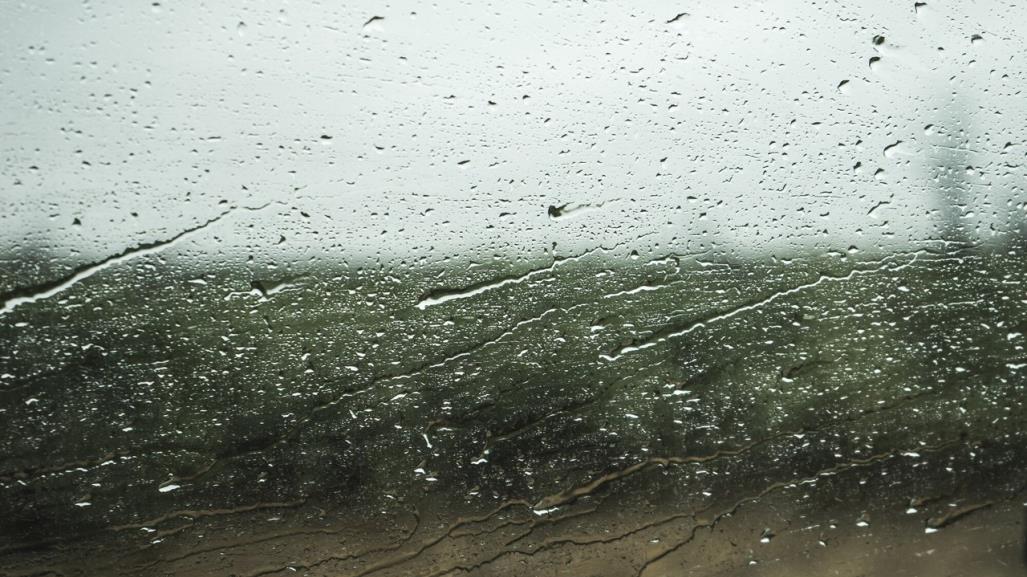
[2,1,1026,576]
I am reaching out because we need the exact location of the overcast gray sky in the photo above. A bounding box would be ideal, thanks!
[2,0,1025,282]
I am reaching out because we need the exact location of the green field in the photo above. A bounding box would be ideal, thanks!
[2,243,1025,576]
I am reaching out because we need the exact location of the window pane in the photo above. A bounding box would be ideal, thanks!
[2,2,1025,576]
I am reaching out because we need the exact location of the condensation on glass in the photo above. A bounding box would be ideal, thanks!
[1,2,1025,576]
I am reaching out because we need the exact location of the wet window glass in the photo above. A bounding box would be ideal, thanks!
[2,2,1026,576]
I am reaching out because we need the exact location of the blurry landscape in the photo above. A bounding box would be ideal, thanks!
[2,237,1025,576]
